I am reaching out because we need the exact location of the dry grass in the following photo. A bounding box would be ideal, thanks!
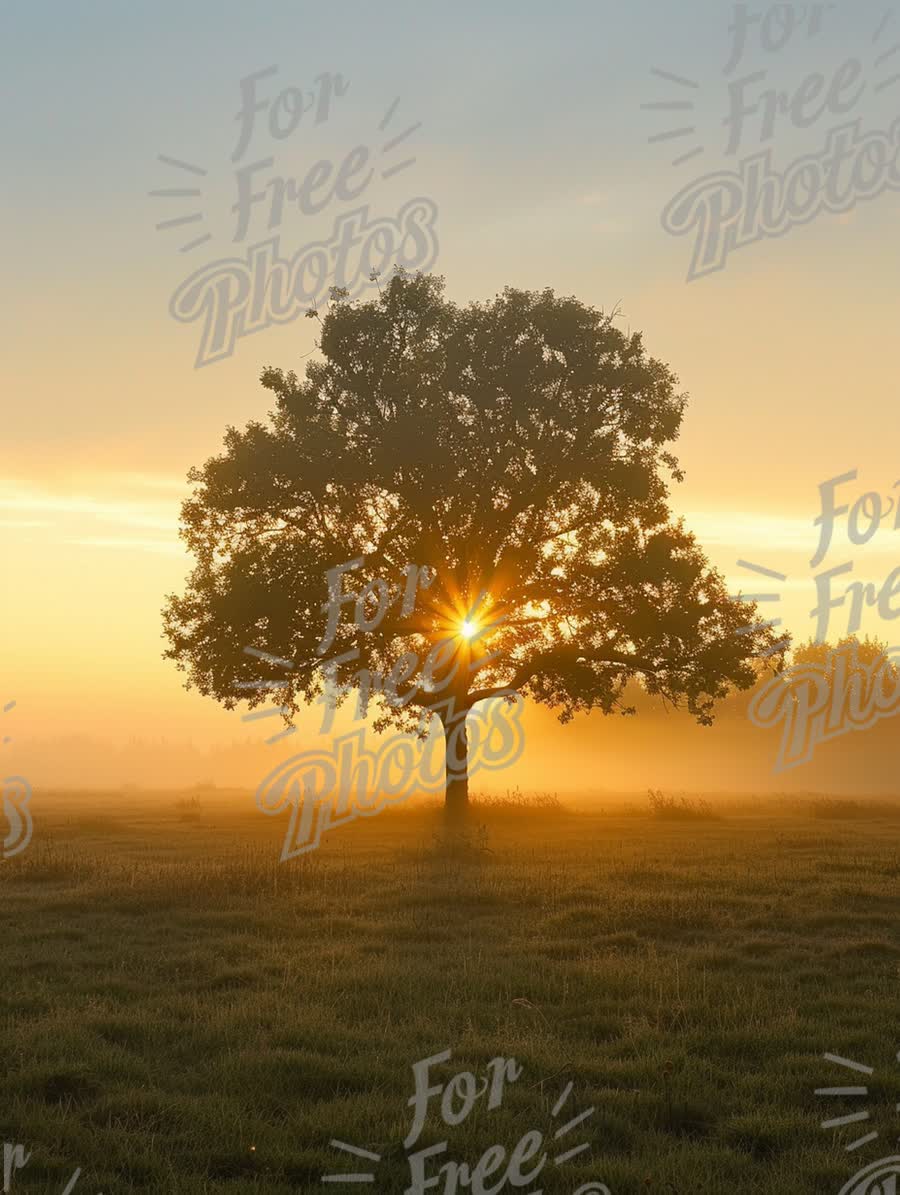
[646,790,719,821]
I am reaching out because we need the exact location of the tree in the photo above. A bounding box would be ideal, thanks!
[783,633,899,705]
[747,633,898,772]
[163,270,783,819]
[792,633,896,674]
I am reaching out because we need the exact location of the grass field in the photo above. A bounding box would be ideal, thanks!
[2,791,899,1193]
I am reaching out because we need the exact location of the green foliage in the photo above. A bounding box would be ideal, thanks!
[163,271,784,752]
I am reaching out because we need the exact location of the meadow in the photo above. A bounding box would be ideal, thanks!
[2,790,899,1193]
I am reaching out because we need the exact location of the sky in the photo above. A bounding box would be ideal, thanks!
[2,0,900,791]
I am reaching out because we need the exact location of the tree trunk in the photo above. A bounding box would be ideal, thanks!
[440,707,469,823]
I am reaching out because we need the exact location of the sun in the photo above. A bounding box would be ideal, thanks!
[458,619,477,641]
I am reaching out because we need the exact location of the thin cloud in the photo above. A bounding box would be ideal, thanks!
[684,509,900,564]
[106,472,189,493]
[67,536,185,556]
[0,481,176,531]
[682,511,818,552]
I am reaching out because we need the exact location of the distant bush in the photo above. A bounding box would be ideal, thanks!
[809,797,900,821]
[647,789,718,820]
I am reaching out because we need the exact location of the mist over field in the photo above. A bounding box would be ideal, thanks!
[16,685,900,796]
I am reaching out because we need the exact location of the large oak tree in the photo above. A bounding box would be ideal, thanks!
[163,270,782,816]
